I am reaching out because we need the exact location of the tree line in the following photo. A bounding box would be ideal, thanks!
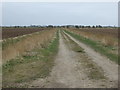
[2,25,117,28]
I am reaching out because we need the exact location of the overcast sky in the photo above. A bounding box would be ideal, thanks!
[2,2,118,26]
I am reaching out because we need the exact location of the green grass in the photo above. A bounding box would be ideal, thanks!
[61,30,105,80]
[61,31,84,53]
[2,30,59,88]
[64,30,118,64]
[84,60,105,80]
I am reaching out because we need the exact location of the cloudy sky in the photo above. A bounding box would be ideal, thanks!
[2,2,118,26]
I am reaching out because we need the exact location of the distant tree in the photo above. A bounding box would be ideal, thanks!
[75,25,79,28]
[86,26,91,28]
[95,25,102,28]
[92,26,95,28]
[66,25,69,28]
[14,26,20,28]
[62,26,66,28]
[24,26,26,28]
[98,25,102,28]
[81,26,84,28]
[96,25,98,28]
[48,25,54,28]
[79,25,82,28]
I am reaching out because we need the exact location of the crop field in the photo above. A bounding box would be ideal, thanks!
[2,27,118,88]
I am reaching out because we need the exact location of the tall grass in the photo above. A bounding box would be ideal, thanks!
[2,29,56,63]
[2,30,59,88]
[67,28,118,47]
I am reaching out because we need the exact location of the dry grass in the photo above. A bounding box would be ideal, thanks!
[65,28,118,56]
[2,30,59,88]
[2,29,56,63]
[66,28,118,47]
[64,29,118,63]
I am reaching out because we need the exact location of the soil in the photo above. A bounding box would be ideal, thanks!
[28,31,118,88]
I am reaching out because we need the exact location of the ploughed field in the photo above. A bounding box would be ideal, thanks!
[2,27,50,39]
[2,27,118,39]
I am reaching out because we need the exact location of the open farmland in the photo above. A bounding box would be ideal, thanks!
[2,27,118,88]
[2,27,49,39]
[2,27,59,87]
[66,28,118,46]
[2,1,119,89]
[2,27,56,63]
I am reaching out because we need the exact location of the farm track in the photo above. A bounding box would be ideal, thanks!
[28,30,118,88]
[63,31,118,82]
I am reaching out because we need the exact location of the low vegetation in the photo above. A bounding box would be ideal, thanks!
[64,30,118,64]
[66,28,118,47]
[2,26,118,88]
[2,27,50,39]
[61,31,105,80]
[2,30,59,88]
[61,31,84,53]
[2,29,56,63]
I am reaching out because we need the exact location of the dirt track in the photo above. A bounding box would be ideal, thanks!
[64,31,118,82]
[28,30,118,88]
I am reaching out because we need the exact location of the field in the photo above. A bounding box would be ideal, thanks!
[2,27,56,63]
[66,28,118,46]
[64,28,118,63]
[2,27,50,39]
[2,27,118,88]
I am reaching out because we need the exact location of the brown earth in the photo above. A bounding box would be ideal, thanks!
[27,30,118,88]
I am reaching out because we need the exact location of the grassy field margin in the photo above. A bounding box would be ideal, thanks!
[64,30,118,64]
[2,29,56,63]
[2,30,59,88]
